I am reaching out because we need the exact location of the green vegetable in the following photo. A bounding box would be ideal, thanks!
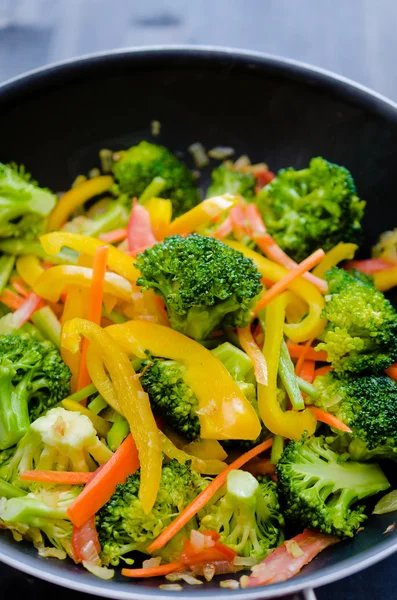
[255,157,365,262]
[31,306,62,349]
[373,490,397,515]
[96,459,207,566]
[279,340,305,410]
[277,435,390,537]
[112,142,198,217]
[199,470,284,559]
[0,239,78,264]
[138,176,166,204]
[316,268,397,374]
[64,383,97,405]
[87,394,107,415]
[62,200,129,238]
[0,334,71,449]
[106,414,130,451]
[207,163,256,199]
[270,435,284,465]
[136,234,263,340]
[0,477,26,499]
[0,255,15,293]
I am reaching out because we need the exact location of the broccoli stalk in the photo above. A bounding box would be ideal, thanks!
[277,435,390,537]
[136,234,263,340]
[199,469,284,559]
[0,335,71,449]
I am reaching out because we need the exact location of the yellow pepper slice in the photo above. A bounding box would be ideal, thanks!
[373,267,397,292]
[62,318,162,513]
[259,293,317,439]
[62,398,111,438]
[226,241,326,343]
[166,194,238,236]
[122,289,169,326]
[145,197,173,239]
[40,232,140,284]
[183,438,228,461]
[312,242,358,278]
[47,176,114,232]
[106,320,261,441]
[159,431,227,475]
[33,265,132,303]
[16,255,45,287]
[61,286,88,391]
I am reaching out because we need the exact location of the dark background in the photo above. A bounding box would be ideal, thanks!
[0,1,396,598]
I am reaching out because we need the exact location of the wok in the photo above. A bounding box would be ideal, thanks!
[0,46,397,599]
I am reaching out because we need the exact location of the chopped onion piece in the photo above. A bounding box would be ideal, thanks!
[159,584,183,591]
[142,556,162,568]
[234,155,251,169]
[383,522,396,535]
[233,556,259,567]
[188,142,209,168]
[208,146,235,160]
[151,120,161,136]
[38,546,67,560]
[203,564,216,582]
[82,561,115,580]
[220,579,240,589]
[165,573,183,582]
[286,539,304,558]
[179,573,203,585]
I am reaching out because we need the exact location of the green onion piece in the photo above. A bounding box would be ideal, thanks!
[279,340,305,411]
[297,377,319,399]
[138,176,166,204]
[31,306,62,349]
[270,435,284,465]
[106,414,130,451]
[0,255,15,293]
[0,477,26,499]
[63,383,97,404]
[88,394,108,415]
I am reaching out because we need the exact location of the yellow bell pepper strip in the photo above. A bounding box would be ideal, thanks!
[159,431,227,475]
[145,197,173,239]
[40,232,140,284]
[47,176,114,231]
[258,293,317,440]
[62,318,162,513]
[105,320,261,441]
[312,242,358,278]
[166,194,238,236]
[226,241,326,343]
[122,289,170,326]
[61,286,88,391]
[62,398,111,438]
[182,439,228,462]
[33,265,132,304]
[373,267,397,292]
[16,255,44,288]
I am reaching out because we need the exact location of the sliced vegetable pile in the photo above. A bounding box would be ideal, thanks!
[0,143,397,590]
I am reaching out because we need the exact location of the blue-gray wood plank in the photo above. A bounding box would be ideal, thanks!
[0,1,397,599]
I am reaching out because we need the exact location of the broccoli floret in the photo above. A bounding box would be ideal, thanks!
[207,163,256,200]
[0,487,79,561]
[372,228,397,263]
[0,162,56,239]
[255,157,365,262]
[1,407,113,486]
[277,435,390,538]
[316,268,397,374]
[0,335,71,449]
[199,470,284,559]
[313,371,397,461]
[97,459,207,566]
[135,234,263,340]
[112,142,198,217]
[140,342,258,442]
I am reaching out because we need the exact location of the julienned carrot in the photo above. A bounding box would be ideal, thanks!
[295,338,314,376]
[0,288,25,310]
[308,407,352,433]
[287,342,328,363]
[98,228,128,244]
[213,215,233,239]
[67,433,139,528]
[253,249,325,315]
[77,246,109,392]
[346,258,395,274]
[122,562,184,578]
[10,278,30,298]
[299,360,315,384]
[237,325,268,385]
[20,470,93,485]
[385,364,397,380]
[314,365,332,377]
[146,438,273,553]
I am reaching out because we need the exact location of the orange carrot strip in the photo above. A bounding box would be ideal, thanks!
[213,215,233,239]
[314,365,333,377]
[295,338,315,376]
[237,325,268,385]
[308,407,352,433]
[0,288,25,310]
[287,342,328,363]
[77,246,109,392]
[299,360,315,384]
[122,562,184,578]
[10,277,30,298]
[67,433,139,528]
[21,470,92,484]
[98,228,128,244]
[253,249,325,315]
[146,438,273,553]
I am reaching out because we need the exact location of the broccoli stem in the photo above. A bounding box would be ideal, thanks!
[297,377,319,399]
[88,394,108,415]
[63,383,97,404]
[0,477,26,499]
[107,414,129,451]
[278,340,305,411]
[270,435,284,465]
[31,306,61,349]
[138,176,166,204]
[0,240,78,264]
[0,255,15,293]
[211,342,254,380]
[0,370,31,449]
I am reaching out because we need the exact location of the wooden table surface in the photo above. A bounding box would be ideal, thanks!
[0,1,396,599]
